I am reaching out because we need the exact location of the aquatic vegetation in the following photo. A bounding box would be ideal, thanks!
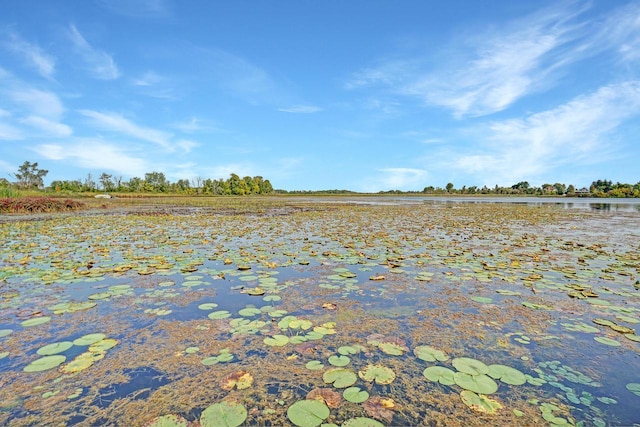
[1,197,639,425]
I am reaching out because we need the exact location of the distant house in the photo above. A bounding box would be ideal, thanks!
[574,188,590,195]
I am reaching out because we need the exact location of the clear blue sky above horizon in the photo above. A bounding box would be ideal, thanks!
[1,0,639,191]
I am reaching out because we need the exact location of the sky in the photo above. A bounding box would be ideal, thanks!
[1,0,639,192]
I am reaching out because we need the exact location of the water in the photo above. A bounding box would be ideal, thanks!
[0,198,638,426]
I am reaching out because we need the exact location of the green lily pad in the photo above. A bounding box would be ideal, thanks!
[423,366,456,385]
[487,364,527,385]
[342,417,384,427]
[338,345,360,356]
[0,329,13,338]
[200,401,247,427]
[208,310,232,320]
[73,333,106,346]
[343,387,369,403]
[454,372,499,394]
[305,360,324,370]
[594,336,621,347]
[328,355,350,367]
[414,345,448,362]
[287,400,330,427]
[471,296,493,304]
[145,414,190,427]
[377,342,405,356]
[460,390,502,414]
[323,368,357,388]
[238,307,261,317]
[37,341,73,356]
[263,335,290,346]
[358,364,396,385]
[24,355,66,372]
[60,353,95,374]
[21,316,52,327]
[89,338,118,352]
[452,357,489,376]
[626,383,640,397]
[88,292,112,300]
[198,303,218,310]
[263,295,281,302]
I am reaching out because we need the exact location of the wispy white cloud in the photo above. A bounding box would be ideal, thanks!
[21,116,72,137]
[175,139,198,152]
[0,122,24,140]
[346,2,640,118]
[98,0,172,18]
[451,81,640,185]
[277,105,322,114]
[35,140,149,176]
[67,24,120,80]
[360,167,428,192]
[78,109,172,149]
[131,70,163,86]
[173,117,210,133]
[1,31,56,79]
[9,88,65,119]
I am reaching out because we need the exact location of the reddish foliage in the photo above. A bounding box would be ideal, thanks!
[0,197,85,213]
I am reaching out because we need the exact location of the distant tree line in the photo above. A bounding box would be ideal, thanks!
[3,161,638,198]
[418,180,640,198]
[49,172,274,195]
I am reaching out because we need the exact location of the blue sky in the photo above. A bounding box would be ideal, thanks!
[1,0,639,191]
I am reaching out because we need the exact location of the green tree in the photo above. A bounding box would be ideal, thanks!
[144,172,167,192]
[445,182,454,193]
[14,161,48,189]
[99,173,114,192]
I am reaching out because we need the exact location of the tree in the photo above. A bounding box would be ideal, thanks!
[14,161,48,189]
[445,182,454,193]
[144,172,167,192]
[99,173,114,192]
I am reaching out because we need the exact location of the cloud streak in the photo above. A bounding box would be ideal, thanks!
[78,110,173,149]
[347,2,640,118]
[67,24,120,80]
[2,31,56,79]
[451,80,640,184]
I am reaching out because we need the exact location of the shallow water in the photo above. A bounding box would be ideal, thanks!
[0,199,639,426]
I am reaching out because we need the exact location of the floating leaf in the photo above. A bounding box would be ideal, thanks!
[287,399,330,427]
[37,341,73,356]
[423,366,456,385]
[73,333,106,346]
[88,292,112,300]
[343,386,369,403]
[358,364,396,385]
[305,360,324,370]
[246,287,265,296]
[328,355,350,367]
[263,335,290,347]
[60,353,94,374]
[144,414,189,427]
[323,368,357,388]
[470,296,493,304]
[452,357,489,376]
[24,355,66,372]
[487,364,527,386]
[377,342,406,356]
[89,338,118,352]
[626,383,640,397]
[342,417,384,427]
[21,316,51,327]
[460,390,502,414]
[594,336,621,347]
[363,397,395,423]
[208,310,232,320]
[414,345,448,362]
[454,372,499,394]
[338,345,361,356]
[306,388,342,408]
[221,371,254,390]
[0,329,13,338]
[238,307,261,317]
[198,303,218,310]
[263,295,281,302]
[200,401,247,427]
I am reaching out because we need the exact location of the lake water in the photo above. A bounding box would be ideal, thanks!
[0,197,639,426]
